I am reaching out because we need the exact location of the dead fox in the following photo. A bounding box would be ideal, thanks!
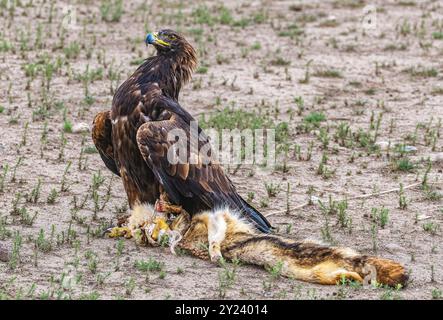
[109,202,408,287]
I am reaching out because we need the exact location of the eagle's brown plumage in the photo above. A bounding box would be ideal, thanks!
[92,29,272,233]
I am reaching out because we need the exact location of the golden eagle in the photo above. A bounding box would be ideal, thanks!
[92,29,271,233]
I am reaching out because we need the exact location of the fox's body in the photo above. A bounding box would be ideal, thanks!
[116,204,408,287]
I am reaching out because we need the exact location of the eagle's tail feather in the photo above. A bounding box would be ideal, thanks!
[238,197,272,233]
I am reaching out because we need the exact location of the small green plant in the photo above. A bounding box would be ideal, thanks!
[392,158,415,172]
[36,229,53,253]
[422,222,439,235]
[125,277,136,296]
[266,261,283,280]
[9,231,23,270]
[379,284,403,300]
[371,207,389,228]
[337,200,351,228]
[371,222,378,252]
[85,250,98,274]
[19,208,37,226]
[304,112,326,125]
[196,66,208,74]
[0,164,9,192]
[218,259,239,298]
[27,179,42,203]
[270,57,290,66]
[313,68,343,78]
[398,184,408,209]
[134,258,164,272]
[47,188,59,204]
[100,0,124,22]
[116,239,124,256]
[10,156,23,183]
[431,288,442,299]
[60,161,72,192]
[260,198,269,208]
[264,182,280,197]
[63,120,73,133]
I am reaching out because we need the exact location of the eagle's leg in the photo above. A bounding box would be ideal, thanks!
[155,191,183,215]
[121,170,143,209]
[154,196,190,235]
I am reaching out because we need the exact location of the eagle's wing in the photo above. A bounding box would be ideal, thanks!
[136,98,272,233]
[92,111,120,176]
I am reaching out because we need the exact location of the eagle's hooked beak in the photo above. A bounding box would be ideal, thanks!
[146,32,171,47]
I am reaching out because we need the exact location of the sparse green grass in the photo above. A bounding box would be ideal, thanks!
[391,158,415,172]
[432,32,443,40]
[270,57,290,66]
[63,120,73,133]
[304,112,326,124]
[200,108,288,142]
[218,259,239,298]
[134,258,164,272]
[422,222,439,235]
[313,68,343,78]
[100,0,124,22]
[405,66,438,78]
[371,207,389,228]
[196,66,208,74]
[264,182,280,197]
[277,25,304,38]
[432,288,442,299]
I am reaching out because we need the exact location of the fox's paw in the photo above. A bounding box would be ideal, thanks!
[332,270,363,284]
[210,251,224,264]
[209,243,224,264]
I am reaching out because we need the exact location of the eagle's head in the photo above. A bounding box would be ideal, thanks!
[146,29,197,82]
[146,29,192,55]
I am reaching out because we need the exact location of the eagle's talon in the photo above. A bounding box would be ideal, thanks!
[155,199,182,215]
[106,226,132,238]
[154,199,165,212]
[102,225,115,237]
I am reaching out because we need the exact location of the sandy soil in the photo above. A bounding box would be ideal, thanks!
[0,0,442,300]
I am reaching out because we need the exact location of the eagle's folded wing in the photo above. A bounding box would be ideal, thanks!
[136,97,272,233]
[92,111,120,176]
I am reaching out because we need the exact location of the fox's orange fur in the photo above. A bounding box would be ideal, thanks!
[121,204,408,287]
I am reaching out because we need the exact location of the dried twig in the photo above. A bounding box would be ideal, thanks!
[264,181,438,218]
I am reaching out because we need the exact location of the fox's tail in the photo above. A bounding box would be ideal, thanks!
[223,234,408,287]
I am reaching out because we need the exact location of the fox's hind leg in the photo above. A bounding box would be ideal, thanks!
[312,261,363,285]
[207,212,227,263]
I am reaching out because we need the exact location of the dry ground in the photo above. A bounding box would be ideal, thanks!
[0,0,442,300]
